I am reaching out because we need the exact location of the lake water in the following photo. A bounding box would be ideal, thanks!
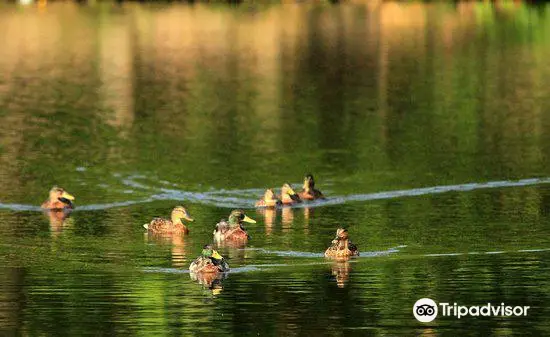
[1,1,550,336]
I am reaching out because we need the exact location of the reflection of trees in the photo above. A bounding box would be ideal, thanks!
[0,268,26,336]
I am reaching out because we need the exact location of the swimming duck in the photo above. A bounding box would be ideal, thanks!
[255,189,282,207]
[41,186,75,210]
[189,244,229,273]
[143,206,194,234]
[278,183,301,205]
[298,174,325,200]
[324,228,359,258]
[213,209,256,242]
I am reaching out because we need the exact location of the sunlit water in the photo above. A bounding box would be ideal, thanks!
[2,1,550,336]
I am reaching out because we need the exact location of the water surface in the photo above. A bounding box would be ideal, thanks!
[1,1,550,336]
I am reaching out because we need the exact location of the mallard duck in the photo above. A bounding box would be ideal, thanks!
[41,186,75,210]
[213,209,256,242]
[278,183,301,205]
[324,228,359,258]
[143,206,194,234]
[298,174,325,200]
[255,189,282,207]
[189,244,229,273]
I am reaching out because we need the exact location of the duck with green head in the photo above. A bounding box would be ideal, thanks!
[213,209,256,243]
[143,206,194,234]
[189,244,230,273]
[298,174,325,200]
[41,186,75,210]
[324,228,359,258]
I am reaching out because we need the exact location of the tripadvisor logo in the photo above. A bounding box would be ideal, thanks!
[413,298,530,322]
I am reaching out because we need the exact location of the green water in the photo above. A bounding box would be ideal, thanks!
[2,1,550,336]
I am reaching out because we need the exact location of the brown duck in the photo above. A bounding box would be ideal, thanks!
[255,189,282,208]
[324,228,359,258]
[278,183,301,205]
[143,206,194,234]
[41,186,75,210]
[298,174,325,200]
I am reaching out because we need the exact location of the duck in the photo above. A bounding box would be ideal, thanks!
[278,183,301,205]
[213,209,256,242]
[255,189,282,207]
[41,186,75,210]
[298,174,325,200]
[189,244,229,273]
[143,206,194,234]
[324,228,359,258]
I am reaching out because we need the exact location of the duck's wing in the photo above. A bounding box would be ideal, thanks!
[147,218,171,232]
[215,220,231,233]
[211,257,230,272]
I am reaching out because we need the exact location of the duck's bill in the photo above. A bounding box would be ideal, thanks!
[184,215,194,222]
[61,191,75,201]
[243,215,257,224]
[212,250,223,260]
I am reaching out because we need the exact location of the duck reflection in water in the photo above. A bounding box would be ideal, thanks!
[281,207,294,233]
[331,260,351,288]
[303,207,313,234]
[143,233,187,268]
[46,209,74,237]
[256,207,276,236]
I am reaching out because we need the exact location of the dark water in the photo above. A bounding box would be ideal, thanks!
[2,1,550,336]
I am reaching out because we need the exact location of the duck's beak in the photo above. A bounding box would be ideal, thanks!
[61,191,75,201]
[183,214,194,222]
[243,215,257,224]
[212,250,223,260]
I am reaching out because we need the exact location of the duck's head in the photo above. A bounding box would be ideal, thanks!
[335,228,349,240]
[49,186,75,204]
[228,209,257,225]
[171,206,194,223]
[303,174,315,190]
[264,189,278,201]
[281,183,300,202]
[201,244,223,261]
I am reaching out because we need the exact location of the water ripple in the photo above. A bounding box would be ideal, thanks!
[2,176,550,212]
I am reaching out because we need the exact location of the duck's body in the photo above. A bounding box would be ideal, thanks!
[278,183,301,205]
[325,228,359,258]
[213,220,250,241]
[41,186,75,210]
[189,245,229,273]
[255,189,282,208]
[143,206,193,235]
[213,210,256,243]
[145,218,189,234]
[298,174,325,201]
